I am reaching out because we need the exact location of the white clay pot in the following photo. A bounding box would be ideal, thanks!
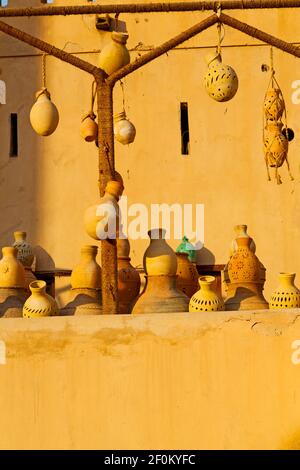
[99,32,130,75]
[114,111,136,145]
[30,88,59,136]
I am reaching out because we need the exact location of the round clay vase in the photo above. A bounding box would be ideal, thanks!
[230,225,256,255]
[84,180,123,240]
[204,52,238,102]
[118,256,141,314]
[23,280,59,318]
[189,276,225,312]
[71,245,101,290]
[0,247,26,288]
[269,273,300,309]
[227,237,261,284]
[264,122,288,168]
[80,113,98,142]
[143,228,177,276]
[30,88,59,136]
[264,88,284,122]
[176,236,196,262]
[99,32,130,75]
[176,252,199,298]
[114,111,136,145]
[13,231,34,267]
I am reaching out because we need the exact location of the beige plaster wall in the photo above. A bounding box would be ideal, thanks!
[0,1,300,304]
[0,311,300,449]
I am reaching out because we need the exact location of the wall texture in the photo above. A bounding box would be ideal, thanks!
[0,311,300,450]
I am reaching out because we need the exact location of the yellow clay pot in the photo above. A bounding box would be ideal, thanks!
[30,88,59,136]
[269,273,300,309]
[80,113,98,142]
[0,247,25,288]
[99,32,130,75]
[204,52,238,102]
[23,280,59,318]
[71,245,101,289]
[13,231,34,267]
[143,228,177,276]
[189,276,225,312]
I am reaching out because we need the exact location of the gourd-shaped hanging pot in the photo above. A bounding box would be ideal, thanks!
[143,228,177,276]
[84,180,123,240]
[71,245,101,290]
[99,32,130,75]
[269,273,300,309]
[263,122,288,168]
[264,88,284,122]
[30,88,59,136]
[114,111,136,145]
[80,112,98,142]
[189,276,225,312]
[23,280,59,318]
[0,247,26,288]
[204,52,238,102]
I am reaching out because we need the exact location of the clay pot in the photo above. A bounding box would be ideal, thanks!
[71,245,101,290]
[264,122,288,168]
[118,256,141,314]
[230,225,256,255]
[80,113,98,142]
[62,288,102,316]
[189,276,225,312]
[99,32,130,75]
[117,236,130,258]
[132,275,189,314]
[0,288,25,318]
[269,273,300,309]
[204,52,238,102]
[0,247,25,288]
[84,180,123,240]
[13,231,34,267]
[30,88,59,136]
[176,253,199,298]
[143,228,177,276]
[23,280,59,318]
[227,238,261,284]
[264,88,284,122]
[176,236,196,262]
[114,111,136,145]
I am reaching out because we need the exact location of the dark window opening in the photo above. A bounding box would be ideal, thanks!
[180,102,190,155]
[10,113,18,158]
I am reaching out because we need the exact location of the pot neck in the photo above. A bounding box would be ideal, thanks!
[14,231,27,242]
[278,273,296,287]
[80,245,98,261]
[2,247,18,258]
[198,275,215,292]
[29,280,47,295]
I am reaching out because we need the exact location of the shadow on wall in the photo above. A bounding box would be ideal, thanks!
[34,245,55,271]
[196,246,216,265]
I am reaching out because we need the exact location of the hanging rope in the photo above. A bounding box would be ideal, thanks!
[120,79,126,115]
[42,53,46,88]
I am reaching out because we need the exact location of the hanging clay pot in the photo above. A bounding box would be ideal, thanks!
[71,245,101,289]
[114,111,136,145]
[176,252,199,299]
[143,228,177,276]
[132,275,189,314]
[23,280,59,318]
[230,224,256,255]
[13,231,34,267]
[176,236,197,262]
[84,180,123,240]
[263,122,288,168]
[264,88,284,123]
[30,88,59,136]
[99,32,130,75]
[269,273,300,309]
[189,276,225,312]
[204,52,238,102]
[118,256,141,314]
[0,247,26,288]
[80,112,98,142]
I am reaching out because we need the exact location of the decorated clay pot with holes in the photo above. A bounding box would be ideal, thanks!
[13,231,34,267]
[230,225,256,255]
[264,122,288,168]
[189,276,225,312]
[0,247,26,288]
[176,236,196,262]
[143,228,177,276]
[118,256,141,314]
[99,32,130,75]
[176,252,199,299]
[84,180,123,240]
[227,238,261,283]
[80,113,98,142]
[114,112,136,145]
[30,88,59,136]
[269,273,300,309]
[71,245,101,290]
[23,280,59,318]
[264,88,284,122]
[204,52,238,102]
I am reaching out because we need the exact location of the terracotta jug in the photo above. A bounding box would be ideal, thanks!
[71,245,101,289]
[204,51,238,102]
[30,88,59,136]
[264,88,284,122]
[176,252,199,298]
[269,273,300,309]
[117,236,130,258]
[118,256,141,314]
[230,225,256,255]
[176,236,196,262]
[189,276,225,312]
[143,228,177,276]
[84,180,123,240]
[114,111,136,145]
[13,231,34,267]
[23,280,59,318]
[80,112,98,142]
[0,247,26,288]
[99,32,130,75]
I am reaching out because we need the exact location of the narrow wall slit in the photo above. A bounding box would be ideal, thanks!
[10,113,18,158]
[180,102,190,155]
